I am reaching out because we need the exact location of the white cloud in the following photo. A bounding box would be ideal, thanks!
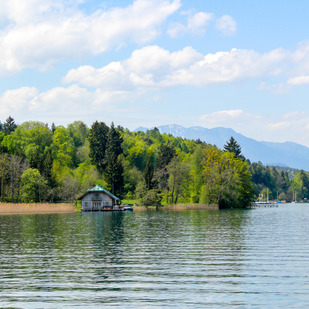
[187,12,214,34]
[267,122,291,130]
[168,11,213,37]
[0,84,134,124]
[0,0,63,25]
[167,22,186,38]
[198,110,261,129]
[32,85,94,114]
[0,0,181,75]
[198,109,309,146]
[287,75,309,85]
[64,45,289,89]
[258,82,291,94]
[63,42,309,91]
[63,45,204,89]
[0,87,39,119]
[216,15,237,36]
[164,48,287,86]
[3,83,309,146]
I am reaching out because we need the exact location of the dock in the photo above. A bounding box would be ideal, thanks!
[82,205,133,212]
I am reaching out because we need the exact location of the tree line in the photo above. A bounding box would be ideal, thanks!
[0,116,307,207]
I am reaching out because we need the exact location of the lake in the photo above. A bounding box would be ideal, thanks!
[0,204,308,308]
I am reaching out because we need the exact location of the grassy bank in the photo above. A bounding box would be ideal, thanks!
[0,203,76,214]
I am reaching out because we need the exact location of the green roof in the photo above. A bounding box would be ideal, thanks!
[77,185,120,201]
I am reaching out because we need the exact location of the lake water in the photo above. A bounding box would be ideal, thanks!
[0,204,308,308]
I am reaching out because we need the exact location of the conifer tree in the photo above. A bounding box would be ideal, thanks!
[104,123,124,196]
[144,157,154,190]
[223,136,244,159]
[51,123,56,133]
[3,116,17,135]
[88,121,109,173]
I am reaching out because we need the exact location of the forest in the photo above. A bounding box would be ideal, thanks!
[0,116,308,208]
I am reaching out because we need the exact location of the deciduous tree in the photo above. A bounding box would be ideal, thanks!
[201,149,254,208]
[167,156,190,204]
[21,168,47,202]
[8,155,29,202]
[0,153,8,199]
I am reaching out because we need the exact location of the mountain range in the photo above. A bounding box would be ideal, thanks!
[135,124,309,171]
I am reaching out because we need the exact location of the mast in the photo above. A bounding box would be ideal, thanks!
[267,188,269,203]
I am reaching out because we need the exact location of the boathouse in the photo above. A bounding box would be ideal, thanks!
[77,185,120,211]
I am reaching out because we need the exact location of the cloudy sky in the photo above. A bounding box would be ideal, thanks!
[1,0,309,146]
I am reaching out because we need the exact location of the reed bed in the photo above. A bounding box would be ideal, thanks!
[0,203,76,214]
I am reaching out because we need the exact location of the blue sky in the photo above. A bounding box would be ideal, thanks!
[1,0,309,146]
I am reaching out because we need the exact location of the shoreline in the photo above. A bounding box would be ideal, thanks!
[132,204,219,211]
[0,202,218,214]
[0,203,76,214]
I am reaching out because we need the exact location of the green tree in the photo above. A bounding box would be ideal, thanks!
[140,189,162,209]
[123,164,143,199]
[51,127,75,184]
[42,151,54,186]
[74,161,101,193]
[201,148,254,208]
[292,170,309,200]
[190,144,205,202]
[8,155,29,202]
[67,121,89,148]
[146,127,163,143]
[223,136,244,159]
[88,121,109,173]
[3,116,17,135]
[167,156,190,204]
[157,143,176,169]
[0,153,8,199]
[125,136,148,171]
[153,143,176,201]
[51,126,75,167]
[104,123,124,196]
[58,174,80,202]
[144,157,154,190]
[21,168,47,202]
[2,121,53,172]
[51,123,56,133]
[76,140,90,163]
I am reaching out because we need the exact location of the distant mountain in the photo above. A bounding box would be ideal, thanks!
[135,124,309,171]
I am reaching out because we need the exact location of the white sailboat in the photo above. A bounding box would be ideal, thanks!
[255,188,271,205]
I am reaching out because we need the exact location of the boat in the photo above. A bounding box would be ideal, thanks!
[255,201,272,205]
[255,188,271,205]
[120,204,134,211]
[122,205,133,211]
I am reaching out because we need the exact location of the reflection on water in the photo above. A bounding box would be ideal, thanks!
[0,205,309,308]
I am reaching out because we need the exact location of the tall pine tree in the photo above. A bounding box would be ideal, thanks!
[144,157,154,190]
[3,116,17,135]
[88,121,109,173]
[223,136,244,159]
[104,123,124,196]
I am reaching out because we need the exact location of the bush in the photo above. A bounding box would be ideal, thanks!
[140,189,162,207]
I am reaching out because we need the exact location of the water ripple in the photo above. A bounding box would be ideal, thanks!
[0,205,309,308]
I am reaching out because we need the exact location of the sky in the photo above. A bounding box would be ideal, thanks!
[1,0,309,146]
